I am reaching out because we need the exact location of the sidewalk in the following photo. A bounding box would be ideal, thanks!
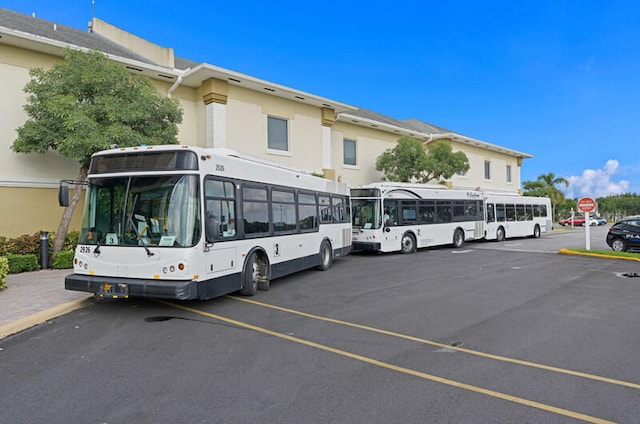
[0,269,92,339]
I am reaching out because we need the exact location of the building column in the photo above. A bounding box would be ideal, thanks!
[202,78,228,148]
[321,107,335,178]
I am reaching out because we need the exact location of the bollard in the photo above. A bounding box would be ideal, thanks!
[40,231,49,269]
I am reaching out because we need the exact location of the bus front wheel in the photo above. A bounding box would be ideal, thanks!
[401,233,417,254]
[241,252,267,296]
[453,229,465,248]
[496,226,505,242]
[316,240,333,271]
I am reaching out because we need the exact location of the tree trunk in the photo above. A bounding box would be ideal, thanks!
[52,166,89,258]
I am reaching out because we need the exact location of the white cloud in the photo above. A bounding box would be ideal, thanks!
[564,160,630,198]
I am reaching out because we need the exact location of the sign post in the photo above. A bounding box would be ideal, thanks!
[577,197,597,250]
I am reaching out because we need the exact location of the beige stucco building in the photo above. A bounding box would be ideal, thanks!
[0,8,532,238]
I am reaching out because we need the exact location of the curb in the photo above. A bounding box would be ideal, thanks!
[0,296,93,340]
[558,248,640,262]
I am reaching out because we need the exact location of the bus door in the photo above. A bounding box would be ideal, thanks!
[382,199,402,247]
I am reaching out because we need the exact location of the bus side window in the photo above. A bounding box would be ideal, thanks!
[496,204,506,222]
[298,192,318,231]
[383,200,397,226]
[319,195,332,223]
[204,178,237,242]
[487,203,495,222]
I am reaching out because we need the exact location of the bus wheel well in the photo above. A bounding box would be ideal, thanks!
[241,248,270,295]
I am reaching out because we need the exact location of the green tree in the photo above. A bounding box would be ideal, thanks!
[12,49,183,256]
[522,172,569,221]
[375,137,469,183]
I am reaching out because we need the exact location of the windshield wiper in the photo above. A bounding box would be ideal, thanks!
[127,194,154,257]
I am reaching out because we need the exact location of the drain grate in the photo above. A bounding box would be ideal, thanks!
[615,272,640,278]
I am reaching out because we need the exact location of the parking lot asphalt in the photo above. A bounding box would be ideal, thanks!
[0,226,636,340]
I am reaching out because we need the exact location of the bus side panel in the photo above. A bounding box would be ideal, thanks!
[271,253,320,280]
[196,272,242,300]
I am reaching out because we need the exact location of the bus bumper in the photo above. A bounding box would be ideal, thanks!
[65,273,198,300]
[352,241,381,251]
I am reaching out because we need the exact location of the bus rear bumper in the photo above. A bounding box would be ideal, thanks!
[352,241,381,251]
[65,273,198,300]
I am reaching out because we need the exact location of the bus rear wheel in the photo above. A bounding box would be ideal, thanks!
[400,233,416,254]
[241,252,267,296]
[532,224,541,238]
[453,229,464,248]
[316,240,333,271]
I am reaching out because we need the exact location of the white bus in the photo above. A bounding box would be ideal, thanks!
[60,145,351,300]
[483,192,552,241]
[351,182,485,253]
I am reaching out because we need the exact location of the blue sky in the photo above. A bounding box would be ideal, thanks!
[4,0,639,198]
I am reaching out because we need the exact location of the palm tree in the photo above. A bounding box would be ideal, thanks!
[523,173,569,222]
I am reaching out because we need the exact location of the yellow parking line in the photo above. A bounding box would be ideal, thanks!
[228,296,640,391]
[157,299,615,424]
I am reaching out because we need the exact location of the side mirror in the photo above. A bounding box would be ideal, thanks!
[58,185,69,207]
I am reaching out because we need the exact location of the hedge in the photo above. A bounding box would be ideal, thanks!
[7,253,39,273]
[0,257,8,290]
[0,231,79,272]
[53,251,75,269]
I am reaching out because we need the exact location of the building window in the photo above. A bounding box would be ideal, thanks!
[484,160,491,180]
[267,116,288,151]
[343,138,357,166]
[506,165,512,183]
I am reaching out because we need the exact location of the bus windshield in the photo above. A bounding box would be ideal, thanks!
[352,198,382,229]
[79,175,201,248]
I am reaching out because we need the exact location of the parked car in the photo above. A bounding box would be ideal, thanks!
[591,217,607,226]
[606,217,640,252]
[560,216,586,226]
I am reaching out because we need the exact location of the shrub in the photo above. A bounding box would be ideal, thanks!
[0,257,8,290]
[53,251,74,269]
[0,233,40,256]
[7,253,39,273]
[62,231,79,252]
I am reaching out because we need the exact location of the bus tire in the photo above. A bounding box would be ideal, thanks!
[240,252,262,296]
[496,226,505,242]
[401,232,417,254]
[452,229,465,248]
[316,240,333,271]
[532,224,541,238]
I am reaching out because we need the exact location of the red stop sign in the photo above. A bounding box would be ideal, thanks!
[577,197,597,213]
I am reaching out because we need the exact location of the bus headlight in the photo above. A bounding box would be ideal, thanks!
[162,262,188,274]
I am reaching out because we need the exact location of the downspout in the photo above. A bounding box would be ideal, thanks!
[167,72,185,98]
[421,134,434,145]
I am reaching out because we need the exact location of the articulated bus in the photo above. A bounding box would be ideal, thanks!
[483,192,552,240]
[60,145,351,300]
[351,182,485,253]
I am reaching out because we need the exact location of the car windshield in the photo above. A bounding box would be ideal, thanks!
[78,175,201,248]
